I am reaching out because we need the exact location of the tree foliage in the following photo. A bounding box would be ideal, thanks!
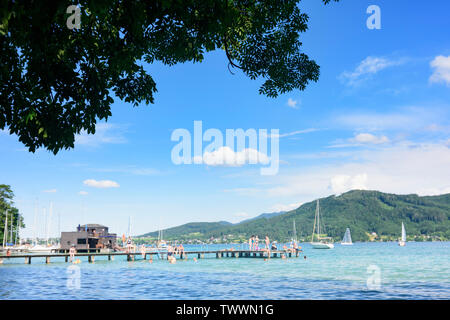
[0,0,338,154]
[0,184,24,244]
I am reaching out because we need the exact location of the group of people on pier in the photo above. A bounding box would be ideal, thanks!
[248,235,302,255]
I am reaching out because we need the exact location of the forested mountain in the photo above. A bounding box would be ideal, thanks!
[139,221,232,238]
[139,190,450,242]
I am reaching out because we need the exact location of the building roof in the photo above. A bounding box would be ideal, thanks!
[79,224,107,228]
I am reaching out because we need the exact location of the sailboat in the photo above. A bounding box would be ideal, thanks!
[28,204,59,253]
[311,200,334,249]
[341,228,353,245]
[290,220,298,249]
[398,222,406,246]
[157,229,167,249]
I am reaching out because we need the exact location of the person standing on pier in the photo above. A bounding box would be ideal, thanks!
[69,245,76,263]
[126,237,133,253]
[140,244,146,258]
[265,236,270,250]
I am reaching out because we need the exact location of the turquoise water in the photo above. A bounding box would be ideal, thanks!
[0,242,449,299]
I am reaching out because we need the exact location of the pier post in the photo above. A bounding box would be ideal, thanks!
[65,256,68,263]
[198,253,201,259]
[127,254,131,261]
[273,253,277,258]
[289,252,292,258]
[144,254,147,260]
[239,252,242,258]
[108,255,111,261]
[260,253,263,258]
[88,255,94,263]
[231,252,235,258]
[253,253,256,258]
[216,252,220,259]
[25,257,31,264]
[46,257,50,264]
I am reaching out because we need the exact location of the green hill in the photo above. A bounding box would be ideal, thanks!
[138,221,232,239]
[139,190,450,242]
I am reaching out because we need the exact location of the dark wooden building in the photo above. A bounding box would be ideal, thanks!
[60,224,117,252]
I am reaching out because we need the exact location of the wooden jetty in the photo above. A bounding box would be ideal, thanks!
[0,249,301,265]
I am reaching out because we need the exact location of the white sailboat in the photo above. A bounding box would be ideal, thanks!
[398,222,406,246]
[341,228,353,245]
[311,200,334,249]
[28,205,59,253]
[157,229,167,249]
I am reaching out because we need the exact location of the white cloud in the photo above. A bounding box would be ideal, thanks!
[233,212,249,218]
[330,173,368,195]
[260,128,318,140]
[42,189,57,193]
[194,146,269,167]
[227,142,450,201]
[83,179,120,188]
[350,133,389,144]
[93,166,161,176]
[334,106,448,132]
[78,191,89,196]
[75,123,127,146]
[429,55,450,86]
[340,56,405,86]
[269,202,302,212]
[287,98,299,109]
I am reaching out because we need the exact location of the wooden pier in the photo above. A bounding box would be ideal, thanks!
[0,249,300,265]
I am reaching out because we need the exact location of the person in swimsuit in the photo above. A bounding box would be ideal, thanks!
[69,245,76,262]
[271,242,277,251]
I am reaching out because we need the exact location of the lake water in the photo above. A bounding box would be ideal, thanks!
[0,242,449,299]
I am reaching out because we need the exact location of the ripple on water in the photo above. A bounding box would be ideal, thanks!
[0,242,449,299]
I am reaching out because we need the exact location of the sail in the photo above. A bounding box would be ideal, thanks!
[401,222,406,242]
[342,228,352,244]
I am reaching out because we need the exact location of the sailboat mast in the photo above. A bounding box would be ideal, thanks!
[47,202,53,245]
[10,210,13,245]
[15,213,20,245]
[317,200,321,241]
[33,201,38,246]
[128,216,132,238]
[293,220,297,242]
[2,210,8,248]
[43,207,47,245]
[311,200,318,242]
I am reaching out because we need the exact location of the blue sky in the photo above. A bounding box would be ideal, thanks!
[1,0,450,238]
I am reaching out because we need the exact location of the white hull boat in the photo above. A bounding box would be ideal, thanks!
[311,242,334,249]
[398,222,406,246]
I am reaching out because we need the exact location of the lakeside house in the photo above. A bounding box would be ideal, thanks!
[60,224,117,252]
